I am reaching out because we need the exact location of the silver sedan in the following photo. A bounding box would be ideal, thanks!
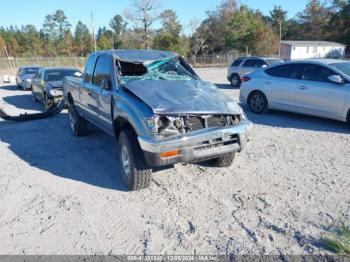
[239,59,350,123]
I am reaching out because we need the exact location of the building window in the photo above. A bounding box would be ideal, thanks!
[313,46,317,53]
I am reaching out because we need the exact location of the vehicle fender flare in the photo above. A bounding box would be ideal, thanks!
[113,103,150,140]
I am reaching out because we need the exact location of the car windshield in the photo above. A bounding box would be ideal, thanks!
[23,68,40,74]
[266,59,284,65]
[330,62,350,77]
[118,58,197,85]
[45,70,81,81]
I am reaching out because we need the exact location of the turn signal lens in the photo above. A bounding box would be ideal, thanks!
[160,149,180,158]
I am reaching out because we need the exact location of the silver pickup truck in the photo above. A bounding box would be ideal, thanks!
[64,50,253,191]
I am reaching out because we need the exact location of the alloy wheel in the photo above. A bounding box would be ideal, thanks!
[251,94,265,112]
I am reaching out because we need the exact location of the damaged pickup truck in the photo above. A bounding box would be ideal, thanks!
[64,50,253,191]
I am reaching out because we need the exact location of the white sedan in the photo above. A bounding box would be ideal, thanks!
[239,59,350,123]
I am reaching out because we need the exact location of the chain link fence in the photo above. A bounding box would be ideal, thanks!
[0,57,86,75]
[0,53,280,76]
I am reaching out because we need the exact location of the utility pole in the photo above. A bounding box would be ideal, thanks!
[279,21,282,59]
[91,12,97,51]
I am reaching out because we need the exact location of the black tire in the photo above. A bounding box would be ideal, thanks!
[210,152,235,167]
[230,74,241,88]
[248,91,268,114]
[118,130,152,191]
[68,103,88,136]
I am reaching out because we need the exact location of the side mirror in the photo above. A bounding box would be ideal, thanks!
[101,79,111,90]
[328,75,343,84]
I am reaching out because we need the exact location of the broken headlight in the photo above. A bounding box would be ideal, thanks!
[49,89,63,97]
[145,116,183,136]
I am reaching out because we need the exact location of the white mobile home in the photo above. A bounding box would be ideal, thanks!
[280,41,346,60]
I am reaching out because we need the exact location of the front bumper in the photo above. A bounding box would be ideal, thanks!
[138,120,253,167]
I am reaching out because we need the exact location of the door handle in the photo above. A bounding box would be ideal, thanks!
[265,81,271,85]
[299,85,307,90]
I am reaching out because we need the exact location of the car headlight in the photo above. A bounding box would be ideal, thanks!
[49,89,63,97]
[145,116,182,136]
[24,78,32,83]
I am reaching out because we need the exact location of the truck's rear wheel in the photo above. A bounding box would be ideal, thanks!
[68,103,88,136]
[210,152,235,167]
[118,130,152,191]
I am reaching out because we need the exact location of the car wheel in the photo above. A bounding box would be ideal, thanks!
[230,74,241,88]
[68,103,88,136]
[210,152,235,167]
[118,130,152,191]
[248,91,268,114]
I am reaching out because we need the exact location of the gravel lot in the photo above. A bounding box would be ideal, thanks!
[0,68,349,255]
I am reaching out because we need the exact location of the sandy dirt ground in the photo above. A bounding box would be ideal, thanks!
[0,68,349,256]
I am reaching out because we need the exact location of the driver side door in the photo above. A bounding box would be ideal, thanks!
[294,63,347,119]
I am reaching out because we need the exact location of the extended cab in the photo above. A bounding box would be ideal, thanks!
[64,50,252,191]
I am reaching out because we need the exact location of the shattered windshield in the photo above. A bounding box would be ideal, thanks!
[118,58,197,85]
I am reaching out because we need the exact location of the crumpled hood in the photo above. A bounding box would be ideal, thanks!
[125,80,243,115]
[47,81,63,89]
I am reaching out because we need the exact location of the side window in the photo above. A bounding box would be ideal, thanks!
[231,59,243,67]
[266,64,301,79]
[17,68,23,74]
[83,55,96,83]
[300,64,336,82]
[255,59,267,68]
[92,55,113,87]
[242,59,257,68]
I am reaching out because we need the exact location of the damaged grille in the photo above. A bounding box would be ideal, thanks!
[157,114,241,137]
[184,115,239,133]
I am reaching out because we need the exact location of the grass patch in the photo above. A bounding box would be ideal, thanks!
[321,222,350,254]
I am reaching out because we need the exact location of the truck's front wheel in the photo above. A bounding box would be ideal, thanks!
[68,103,88,136]
[210,152,235,167]
[118,130,152,191]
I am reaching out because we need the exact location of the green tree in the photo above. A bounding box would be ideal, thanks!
[74,21,93,56]
[297,0,330,40]
[225,6,279,55]
[96,27,113,50]
[269,6,288,39]
[53,10,71,39]
[327,0,350,52]
[0,35,5,56]
[153,10,186,54]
